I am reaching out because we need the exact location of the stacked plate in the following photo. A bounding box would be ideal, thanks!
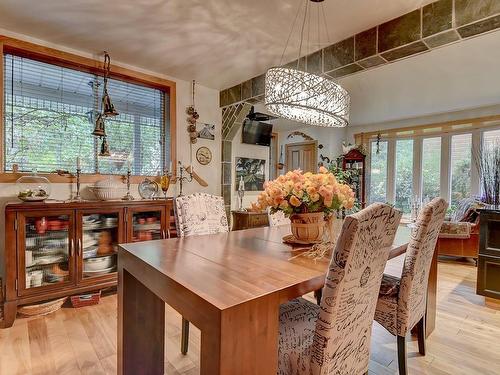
[83,254,116,277]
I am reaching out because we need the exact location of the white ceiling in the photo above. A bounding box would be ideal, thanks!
[0,0,434,90]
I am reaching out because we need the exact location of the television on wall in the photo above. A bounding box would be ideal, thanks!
[242,119,273,147]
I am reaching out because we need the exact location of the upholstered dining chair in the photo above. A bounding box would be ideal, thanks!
[174,192,229,355]
[374,197,448,375]
[278,203,402,375]
[268,209,291,227]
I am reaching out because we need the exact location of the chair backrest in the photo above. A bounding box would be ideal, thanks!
[268,210,291,227]
[397,197,447,335]
[310,203,402,375]
[174,193,229,237]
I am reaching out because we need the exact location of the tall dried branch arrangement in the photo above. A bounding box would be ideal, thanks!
[475,142,500,206]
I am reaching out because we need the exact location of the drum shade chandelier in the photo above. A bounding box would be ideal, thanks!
[265,0,350,127]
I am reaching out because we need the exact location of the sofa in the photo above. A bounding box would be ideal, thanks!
[436,197,485,263]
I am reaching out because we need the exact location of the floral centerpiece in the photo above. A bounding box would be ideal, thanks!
[252,167,355,242]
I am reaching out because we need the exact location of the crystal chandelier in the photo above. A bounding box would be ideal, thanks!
[265,0,350,127]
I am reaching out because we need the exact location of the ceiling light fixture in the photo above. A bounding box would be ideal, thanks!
[265,0,350,128]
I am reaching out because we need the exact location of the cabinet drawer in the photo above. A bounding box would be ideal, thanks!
[477,255,500,299]
[249,214,269,228]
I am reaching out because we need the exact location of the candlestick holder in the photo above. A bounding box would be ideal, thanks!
[72,168,83,201]
[170,161,193,196]
[122,168,134,201]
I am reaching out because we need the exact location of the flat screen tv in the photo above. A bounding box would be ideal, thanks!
[242,119,273,146]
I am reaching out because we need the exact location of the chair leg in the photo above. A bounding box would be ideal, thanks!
[181,317,190,355]
[416,315,426,355]
[397,335,408,375]
[314,288,322,305]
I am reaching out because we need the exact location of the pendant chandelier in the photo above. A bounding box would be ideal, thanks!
[265,0,350,128]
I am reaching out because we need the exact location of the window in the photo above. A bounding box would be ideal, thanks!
[369,140,388,203]
[395,139,413,214]
[483,129,500,151]
[450,133,472,209]
[4,54,169,175]
[422,137,441,202]
[365,123,500,213]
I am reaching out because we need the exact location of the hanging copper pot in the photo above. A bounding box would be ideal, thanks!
[92,113,106,137]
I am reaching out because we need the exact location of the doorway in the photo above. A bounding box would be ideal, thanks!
[285,141,317,173]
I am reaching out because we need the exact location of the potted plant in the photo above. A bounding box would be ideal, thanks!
[252,166,355,242]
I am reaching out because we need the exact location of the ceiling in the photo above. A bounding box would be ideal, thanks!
[0,0,434,90]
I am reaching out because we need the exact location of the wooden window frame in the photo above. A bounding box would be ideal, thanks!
[0,36,177,184]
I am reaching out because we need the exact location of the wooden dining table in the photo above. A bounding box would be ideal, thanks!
[117,224,437,375]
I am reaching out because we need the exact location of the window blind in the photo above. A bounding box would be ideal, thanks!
[3,54,169,175]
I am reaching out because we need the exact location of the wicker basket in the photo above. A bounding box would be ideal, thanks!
[70,291,101,308]
[17,297,67,317]
[290,212,326,242]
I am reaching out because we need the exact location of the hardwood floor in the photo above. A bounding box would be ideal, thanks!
[1,258,499,375]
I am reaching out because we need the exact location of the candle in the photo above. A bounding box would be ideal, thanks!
[127,159,131,171]
[169,161,172,172]
[76,157,80,169]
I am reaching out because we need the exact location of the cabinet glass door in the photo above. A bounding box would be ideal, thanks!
[23,214,72,291]
[81,212,120,279]
[130,209,164,242]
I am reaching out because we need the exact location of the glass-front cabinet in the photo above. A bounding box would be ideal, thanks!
[4,200,175,328]
[128,206,167,242]
[18,210,75,295]
[78,209,124,282]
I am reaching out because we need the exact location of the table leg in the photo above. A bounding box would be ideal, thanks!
[200,293,280,375]
[118,268,165,375]
[426,248,438,337]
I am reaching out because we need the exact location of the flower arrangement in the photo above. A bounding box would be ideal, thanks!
[252,166,355,217]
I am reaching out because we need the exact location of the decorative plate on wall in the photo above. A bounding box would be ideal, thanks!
[196,146,212,165]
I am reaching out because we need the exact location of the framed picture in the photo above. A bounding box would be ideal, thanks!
[197,123,215,140]
[235,157,266,191]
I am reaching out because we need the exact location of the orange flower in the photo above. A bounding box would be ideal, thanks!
[293,189,304,199]
[310,193,320,202]
[306,186,317,196]
[319,166,328,174]
[289,195,301,207]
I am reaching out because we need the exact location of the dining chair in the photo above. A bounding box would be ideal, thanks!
[174,192,229,355]
[268,209,291,227]
[374,197,448,375]
[278,203,402,375]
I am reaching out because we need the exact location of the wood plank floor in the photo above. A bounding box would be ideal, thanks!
[1,258,499,375]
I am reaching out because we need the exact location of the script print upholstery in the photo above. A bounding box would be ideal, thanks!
[175,193,229,237]
[278,203,402,375]
[374,198,448,336]
[269,210,291,227]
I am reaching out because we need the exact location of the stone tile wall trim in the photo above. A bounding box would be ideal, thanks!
[220,0,500,108]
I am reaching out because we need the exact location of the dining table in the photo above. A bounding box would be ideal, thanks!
[117,223,437,375]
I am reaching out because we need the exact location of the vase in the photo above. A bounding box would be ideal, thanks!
[290,212,326,242]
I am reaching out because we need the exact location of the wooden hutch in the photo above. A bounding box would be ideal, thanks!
[1,199,176,328]
[341,148,366,208]
[477,207,500,300]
